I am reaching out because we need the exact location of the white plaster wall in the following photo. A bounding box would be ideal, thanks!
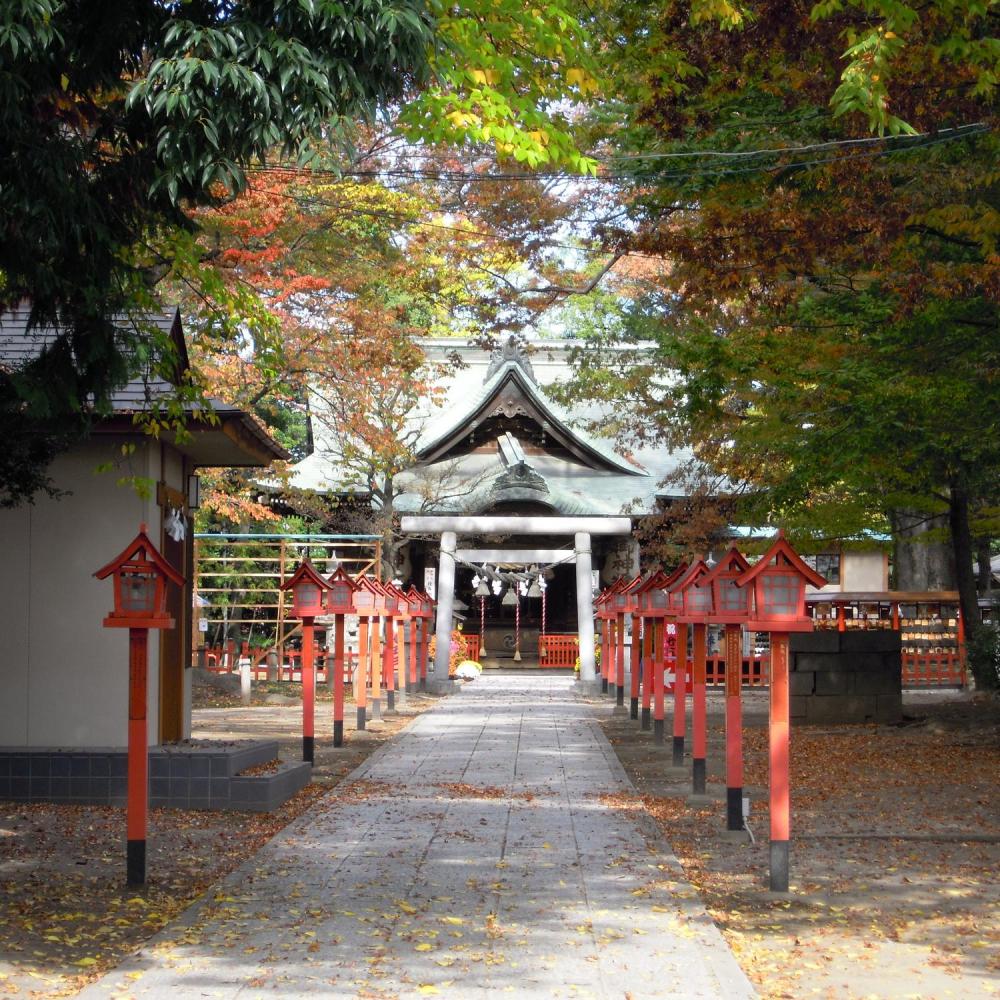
[0,505,31,745]
[842,551,888,591]
[0,439,161,748]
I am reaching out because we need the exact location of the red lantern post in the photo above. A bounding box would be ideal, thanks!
[419,591,434,690]
[636,568,682,745]
[736,531,826,891]
[280,559,331,765]
[352,576,381,729]
[594,587,612,692]
[622,575,644,720]
[405,586,423,692]
[94,524,184,886]
[698,546,753,829]
[325,568,358,747]
[674,559,713,772]
[376,581,400,712]
[386,583,410,701]
[611,577,637,709]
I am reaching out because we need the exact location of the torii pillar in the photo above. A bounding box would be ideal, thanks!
[575,532,597,682]
[433,531,458,676]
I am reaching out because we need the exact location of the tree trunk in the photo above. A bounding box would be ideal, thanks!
[947,473,987,687]
[976,536,993,593]
[889,509,955,590]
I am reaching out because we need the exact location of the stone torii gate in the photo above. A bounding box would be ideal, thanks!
[399,516,633,688]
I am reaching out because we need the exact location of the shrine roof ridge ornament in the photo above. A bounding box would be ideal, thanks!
[485,334,536,384]
[401,515,632,535]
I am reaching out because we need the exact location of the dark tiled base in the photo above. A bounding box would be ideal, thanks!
[0,740,310,812]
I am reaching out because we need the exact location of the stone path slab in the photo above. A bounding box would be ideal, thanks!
[79,674,754,999]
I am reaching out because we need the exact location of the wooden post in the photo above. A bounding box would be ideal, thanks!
[409,618,419,691]
[370,617,383,721]
[383,618,396,711]
[629,611,641,719]
[302,617,315,764]
[641,620,653,730]
[127,627,148,886]
[769,632,790,891]
[396,618,407,704]
[725,623,744,832]
[653,621,666,744]
[691,622,708,796]
[615,611,625,708]
[333,614,345,747]
[419,619,429,690]
[356,616,369,730]
[597,617,607,692]
[672,622,688,768]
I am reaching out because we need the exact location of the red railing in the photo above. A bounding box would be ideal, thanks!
[198,644,356,685]
[705,655,770,687]
[902,651,966,687]
[463,633,481,662]
[539,634,578,668]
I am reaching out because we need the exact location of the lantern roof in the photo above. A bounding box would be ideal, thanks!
[326,565,359,593]
[279,558,331,594]
[353,574,384,594]
[671,558,711,594]
[593,587,614,608]
[94,523,185,587]
[623,573,645,596]
[701,544,751,586]
[660,562,689,590]
[734,531,827,589]
[634,569,671,597]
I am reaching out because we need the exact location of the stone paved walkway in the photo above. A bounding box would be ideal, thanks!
[80,675,754,999]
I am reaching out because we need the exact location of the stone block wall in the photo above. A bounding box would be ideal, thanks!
[789,630,903,725]
[0,740,311,811]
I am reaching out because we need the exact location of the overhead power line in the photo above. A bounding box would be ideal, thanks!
[246,123,989,186]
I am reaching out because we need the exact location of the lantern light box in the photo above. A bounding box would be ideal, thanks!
[674,559,713,623]
[94,524,184,629]
[280,559,330,619]
[325,567,358,615]
[735,531,827,632]
[702,545,753,626]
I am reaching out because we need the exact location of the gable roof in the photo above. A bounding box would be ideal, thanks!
[415,360,645,477]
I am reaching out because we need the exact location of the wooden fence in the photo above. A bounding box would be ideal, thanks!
[193,533,380,662]
[539,634,579,668]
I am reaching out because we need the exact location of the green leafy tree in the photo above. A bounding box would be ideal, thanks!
[551,0,999,684]
[0,0,599,505]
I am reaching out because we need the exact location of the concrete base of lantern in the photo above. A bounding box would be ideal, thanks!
[721,828,751,843]
[686,793,721,807]
[770,840,790,892]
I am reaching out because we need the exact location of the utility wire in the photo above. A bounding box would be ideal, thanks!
[247,123,988,185]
